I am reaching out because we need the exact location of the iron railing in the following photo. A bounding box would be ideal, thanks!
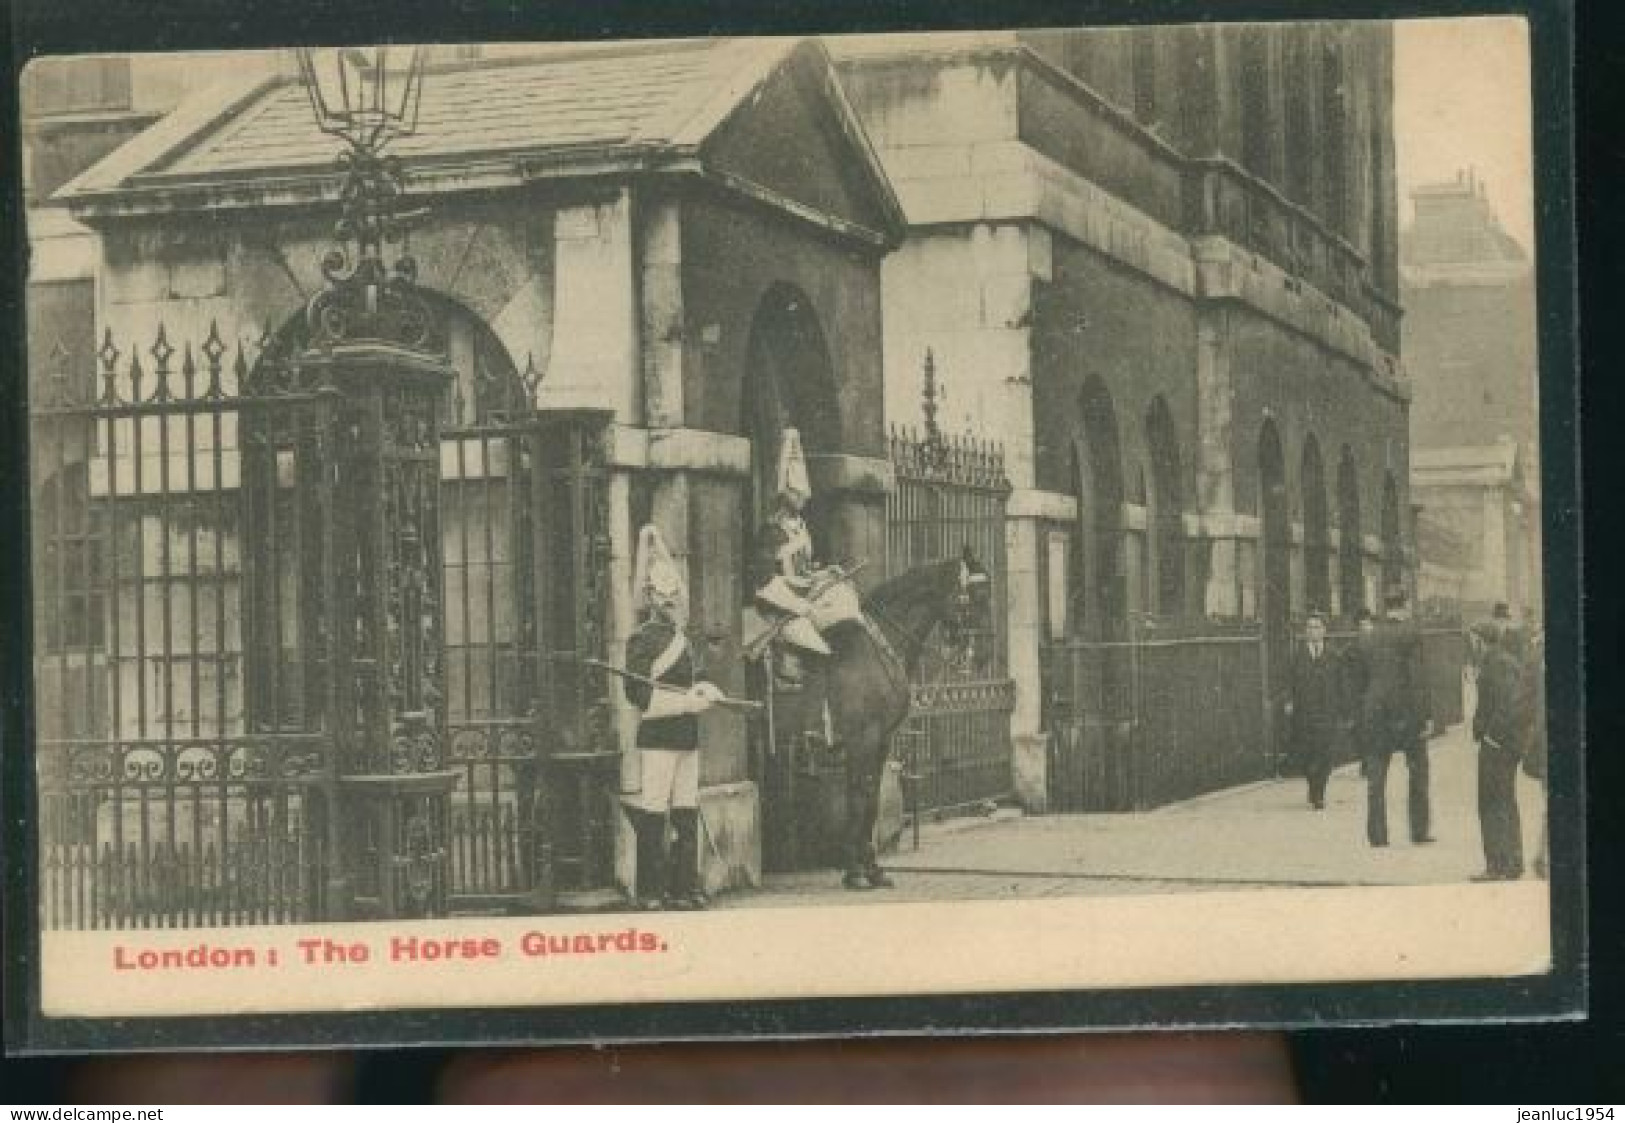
[886,424,1016,818]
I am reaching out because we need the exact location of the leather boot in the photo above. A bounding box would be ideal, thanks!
[630,809,667,910]
[668,808,707,910]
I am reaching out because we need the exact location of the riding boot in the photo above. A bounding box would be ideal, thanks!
[668,808,707,910]
[630,808,667,910]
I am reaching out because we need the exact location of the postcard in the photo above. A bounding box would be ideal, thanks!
[6,8,1582,1052]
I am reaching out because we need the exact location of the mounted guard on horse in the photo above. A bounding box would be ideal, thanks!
[739,427,995,891]
[743,428,862,689]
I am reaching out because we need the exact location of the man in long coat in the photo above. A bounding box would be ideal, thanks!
[1471,622,1526,880]
[1286,613,1343,809]
[1359,587,1434,848]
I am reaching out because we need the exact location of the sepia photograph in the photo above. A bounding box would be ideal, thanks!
[8,10,1579,1045]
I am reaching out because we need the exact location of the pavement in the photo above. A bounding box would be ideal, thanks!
[721,722,1549,908]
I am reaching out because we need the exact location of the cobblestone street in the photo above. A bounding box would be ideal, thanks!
[724,723,1549,908]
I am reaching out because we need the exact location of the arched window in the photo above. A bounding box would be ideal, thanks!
[1337,448,1364,620]
[1145,397,1186,619]
[1072,377,1126,639]
[1258,419,1291,630]
[1380,472,1403,597]
[1301,436,1331,616]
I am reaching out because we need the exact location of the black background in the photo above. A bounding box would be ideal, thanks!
[1,0,1612,1101]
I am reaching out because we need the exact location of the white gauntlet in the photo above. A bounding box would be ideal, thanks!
[642,685,714,719]
[643,690,697,719]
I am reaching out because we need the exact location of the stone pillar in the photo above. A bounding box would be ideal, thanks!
[807,454,893,584]
[289,341,458,922]
[545,189,639,420]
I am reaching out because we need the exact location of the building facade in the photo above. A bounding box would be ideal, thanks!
[835,25,1412,809]
[35,41,904,912]
[29,29,1427,920]
[1401,173,1541,621]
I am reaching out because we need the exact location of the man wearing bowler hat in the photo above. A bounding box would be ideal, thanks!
[1359,585,1435,848]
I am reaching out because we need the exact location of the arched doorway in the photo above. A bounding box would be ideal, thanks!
[1337,447,1364,622]
[1301,436,1331,617]
[1258,419,1291,767]
[1145,396,1186,621]
[742,283,841,554]
[740,283,844,872]
[1047,377,1131,812]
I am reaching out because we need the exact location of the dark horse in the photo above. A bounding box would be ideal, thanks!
[824,546,993,890]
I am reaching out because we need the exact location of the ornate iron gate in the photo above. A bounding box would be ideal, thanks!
[886,424,1016,818]
[441,401,618,914]
[33,325,332,928]
[32,322,616,928]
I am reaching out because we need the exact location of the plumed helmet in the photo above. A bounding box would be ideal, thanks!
[776,428,811,505]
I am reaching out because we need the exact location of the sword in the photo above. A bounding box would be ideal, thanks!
[570,657,764,714]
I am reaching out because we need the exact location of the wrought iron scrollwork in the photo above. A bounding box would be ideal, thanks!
[304,146,438,353]
[399,805,442,909]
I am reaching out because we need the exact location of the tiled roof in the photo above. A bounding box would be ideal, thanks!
[165,42,761,179]
[57,37,907,246]
[65,39,796,191]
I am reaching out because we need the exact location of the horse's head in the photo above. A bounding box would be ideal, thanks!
[941,545,994,670]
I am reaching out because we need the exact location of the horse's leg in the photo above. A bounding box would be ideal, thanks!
[841,727,892,889]
[860,732,895,888]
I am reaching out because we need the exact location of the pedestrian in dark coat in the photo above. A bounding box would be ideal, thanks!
[1286,613,1342,809]
[1471,622,1525,880]
[1359,587,1434,847]
[1344,608,1377,778]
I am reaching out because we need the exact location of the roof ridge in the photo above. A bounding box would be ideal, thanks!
[640,37,795,150]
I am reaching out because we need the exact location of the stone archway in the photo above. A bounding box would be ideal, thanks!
[1302,435,1331,617]
[250,289,613,913]
[739,282,844,873]
[1145,396,1186,621]
[1071,377,1127,641]
[1381,472,1404,599]
[741,282,842,547]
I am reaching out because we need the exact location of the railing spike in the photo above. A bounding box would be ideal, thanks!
[127,352,145,402]
[180,342,198,398]
[148,324,174,402]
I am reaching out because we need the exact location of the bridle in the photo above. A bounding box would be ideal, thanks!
[859,559,990,690]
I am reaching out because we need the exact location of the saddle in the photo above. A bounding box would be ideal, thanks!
[743,567,864,661]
